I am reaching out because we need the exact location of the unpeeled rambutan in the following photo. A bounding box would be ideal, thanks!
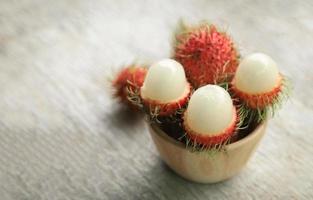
[174,22,239,88]
[112,65,147,108]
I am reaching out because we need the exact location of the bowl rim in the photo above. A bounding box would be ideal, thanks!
[149,120,267,151]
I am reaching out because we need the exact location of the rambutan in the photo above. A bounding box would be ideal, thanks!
[231,53,289,119]
[174,22,239,88]
[140,59,191,116]
[183,85,238,148]
[112,65,147,108]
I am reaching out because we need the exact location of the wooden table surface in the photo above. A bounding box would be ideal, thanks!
[0,0,312,199]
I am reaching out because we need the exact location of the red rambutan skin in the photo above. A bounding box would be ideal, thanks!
[231,74,283,109]
[174,24,239,88]
[112,66,147,105]
[141,83,191,116]
[183,107,237,147]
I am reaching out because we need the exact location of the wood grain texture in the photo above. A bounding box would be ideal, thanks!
[0,0,312,199]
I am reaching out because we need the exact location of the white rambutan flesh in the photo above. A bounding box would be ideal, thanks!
[234,53,279,94]
[141,59,188,103]
[185,85,234,135]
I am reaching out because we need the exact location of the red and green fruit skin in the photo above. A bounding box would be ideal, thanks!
[183,107,237,147]
[112,66,147,108]
[141,83,192,116]
[174,24,239,88]
[231,74,283,109]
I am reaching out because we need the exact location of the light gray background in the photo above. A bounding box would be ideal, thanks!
[0,0,312,199]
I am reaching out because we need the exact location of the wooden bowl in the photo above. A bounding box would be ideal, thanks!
[148,121,267,183]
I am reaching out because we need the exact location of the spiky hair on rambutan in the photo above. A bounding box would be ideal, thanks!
[178,85,246,153]
[230,53,291,123]
[112,64,147,109]
[173,21,240,88]
[140,59,192,119]
[233,75,291,124]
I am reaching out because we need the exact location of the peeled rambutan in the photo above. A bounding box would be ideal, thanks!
[112,65,147,108]
[183,85,237,147]
[174,22,239,88]
[140,59,191,116]
[231,53,286,110]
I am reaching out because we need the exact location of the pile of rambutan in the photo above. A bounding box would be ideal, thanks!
[111,21,290,152]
